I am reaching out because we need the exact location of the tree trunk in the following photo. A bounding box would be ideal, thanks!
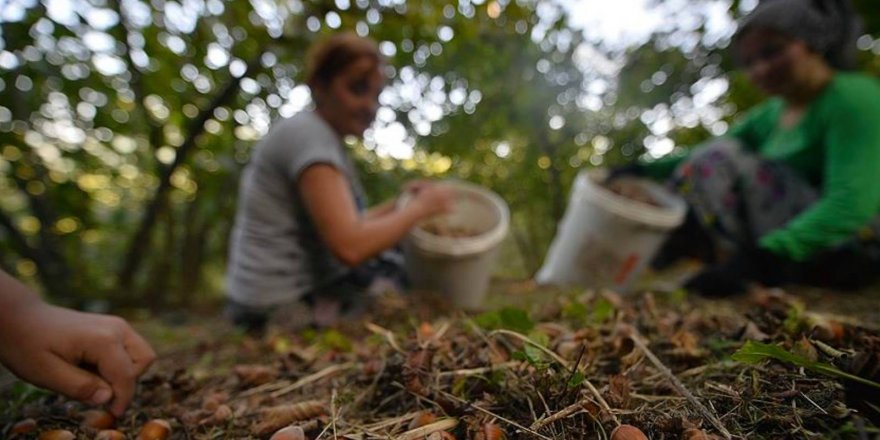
[141,208,176,309]
[537,133,565,227]
[1,70,78,299]
[178,198,206,306]
[116,51,265,293]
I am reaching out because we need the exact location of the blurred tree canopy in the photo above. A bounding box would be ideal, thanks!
[0,0,878,309]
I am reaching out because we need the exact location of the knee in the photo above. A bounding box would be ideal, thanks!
[686,138,744,168]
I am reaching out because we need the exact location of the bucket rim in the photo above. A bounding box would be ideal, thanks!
[577,169,686,230]
[407,180,510,257]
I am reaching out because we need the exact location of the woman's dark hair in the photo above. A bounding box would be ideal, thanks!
[734,0,864,70]
[305,32,382,88]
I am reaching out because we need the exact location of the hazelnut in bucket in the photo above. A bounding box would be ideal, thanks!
[401,180,510,310]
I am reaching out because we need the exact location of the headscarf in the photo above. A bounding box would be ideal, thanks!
[734,0,864,70]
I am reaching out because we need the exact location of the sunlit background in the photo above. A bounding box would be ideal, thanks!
[0,0,878,307]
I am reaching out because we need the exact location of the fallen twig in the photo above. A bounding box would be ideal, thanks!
[365,322,404,353]
[339,411,423,439]
[396,418,458,440]
[490,329,570,367]
[436,361,519,377]
[530,396,596,430]
[421,320,451,349]
[799,392,828,415]
[630,393,686,403]
[270,363,356,399]
[235,378,289,399]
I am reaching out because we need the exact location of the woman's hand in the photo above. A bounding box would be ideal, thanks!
[299,166,456,266]
[402,179,434,195]
[0,286,155,416]
[406,182,455,218]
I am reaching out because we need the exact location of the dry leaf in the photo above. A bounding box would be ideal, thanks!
[556,340,582,360]
[806,314,846,343]
[792,337,819,363]
[474,421,504,440]
[398,419,458,440]
[201,391,229,411]
[362,358,383,376]
[671,329,704,358]
[487,340,510,364]
[254,401,326,435]
[740,321,769,342]
[408,411,438,430]
[403,348,435,396]
[606,375,631,409]
[199,404,233,426]
[234,364,276,387]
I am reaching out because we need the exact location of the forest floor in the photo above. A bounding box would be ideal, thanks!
[2,265,880,439]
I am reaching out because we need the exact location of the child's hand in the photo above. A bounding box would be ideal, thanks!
[0,301,156,416]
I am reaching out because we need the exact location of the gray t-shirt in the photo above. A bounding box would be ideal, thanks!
[226,110,366,307]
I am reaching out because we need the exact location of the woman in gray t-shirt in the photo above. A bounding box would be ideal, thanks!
[226,33,453,332]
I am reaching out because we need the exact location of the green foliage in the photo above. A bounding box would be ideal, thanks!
[783,303,807,335]
[732,340,880,390]
[562,296,615,327]
[475,306,534,333]
[567,371,585,387]
[561,301,588,322]
[512,330,552,369]
[319,329,354,352]
[668,288,688,306]
[705,336,741,358]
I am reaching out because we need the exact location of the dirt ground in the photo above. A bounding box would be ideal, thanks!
[2,275,879,439]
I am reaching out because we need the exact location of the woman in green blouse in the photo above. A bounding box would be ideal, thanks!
[630,0,880,295]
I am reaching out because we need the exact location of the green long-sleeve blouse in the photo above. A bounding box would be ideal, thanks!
[641,72,880,261]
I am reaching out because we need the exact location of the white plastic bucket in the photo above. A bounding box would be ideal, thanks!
[535,169,686,291]
[403,181,510,310]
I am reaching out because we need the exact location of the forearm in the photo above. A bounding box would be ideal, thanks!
[332,205,424,266]
[760,193,878,260]
[298,166,452,266]
[364,198,398,220]
[0,270,42,333]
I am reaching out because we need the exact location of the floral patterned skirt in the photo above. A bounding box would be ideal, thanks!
[668,138,880,289]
